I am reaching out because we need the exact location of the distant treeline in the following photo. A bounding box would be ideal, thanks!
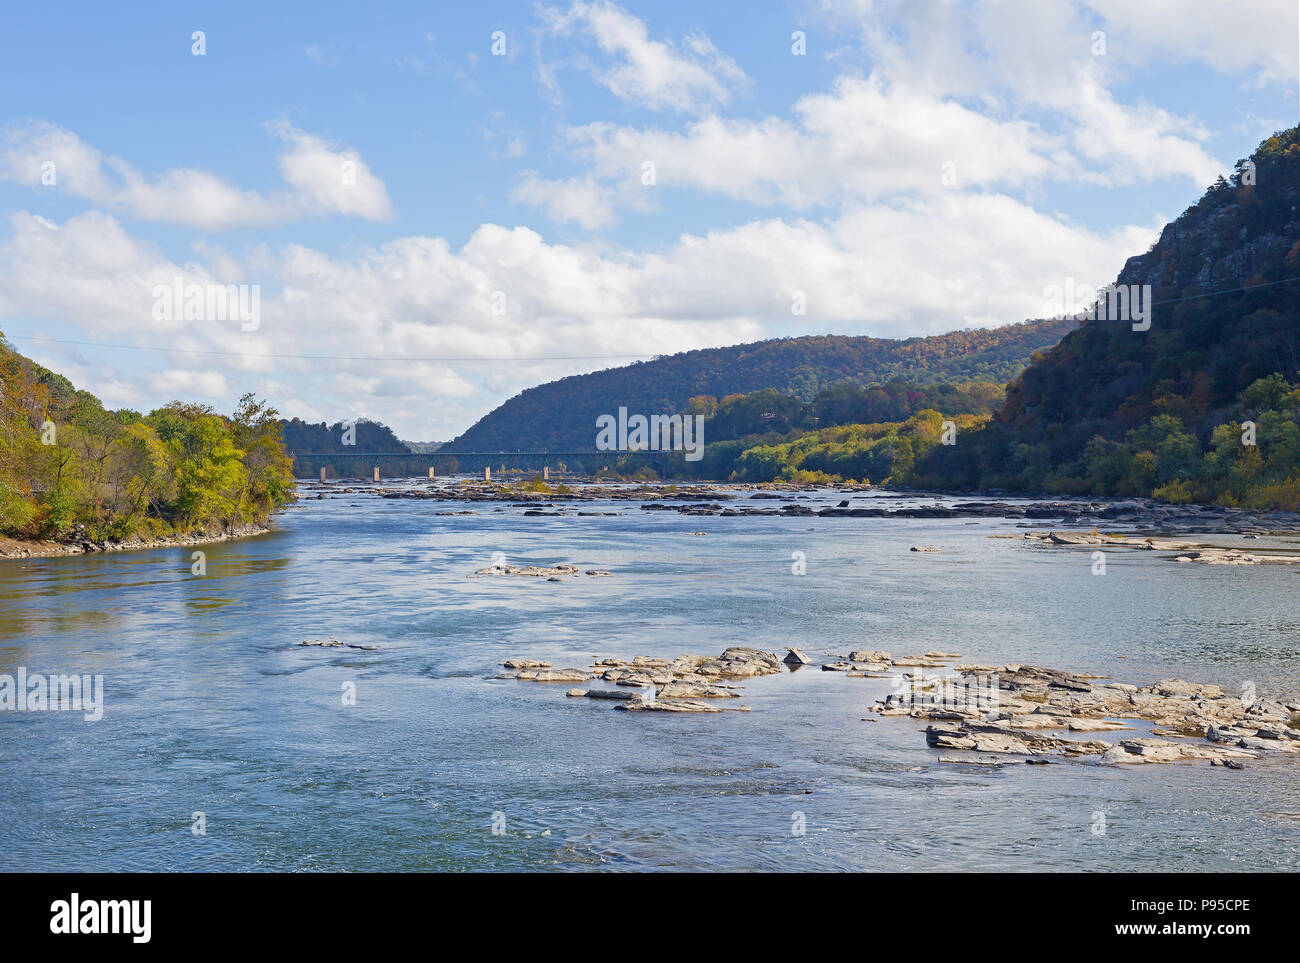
[274,379,1005,481]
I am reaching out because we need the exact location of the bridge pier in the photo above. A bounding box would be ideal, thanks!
[484,466,491,482]
[373,467,380,482]
[429,466,436,480]
[320,467,327,483]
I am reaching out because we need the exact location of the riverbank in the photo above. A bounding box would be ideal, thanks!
[0,522,271,560]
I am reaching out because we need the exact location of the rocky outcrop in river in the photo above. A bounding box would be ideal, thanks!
[875,662,1300,767]
[312,480,1300,535]
[497,646,790,712]
[1014,530,1300,565]
[498,644,1300,769]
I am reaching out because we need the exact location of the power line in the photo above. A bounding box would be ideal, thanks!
[1,335,653,363]
[288,450,618,457]
[1149,274,1300,307]
[7,273,1300,365]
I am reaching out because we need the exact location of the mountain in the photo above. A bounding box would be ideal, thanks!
[913,127,1300,506]
[443,318,1077,452]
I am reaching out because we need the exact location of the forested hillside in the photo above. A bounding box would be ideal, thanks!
[909,127,1300,508]
[611,379,1003,482]
[0,335,294,543]
[443,319,1076,452]
[280,417,411,454]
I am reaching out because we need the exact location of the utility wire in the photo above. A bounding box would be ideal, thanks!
[0,336,651,363]
[7,273,1300,364]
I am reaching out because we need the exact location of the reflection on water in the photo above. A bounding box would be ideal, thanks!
[2,485,1299,871]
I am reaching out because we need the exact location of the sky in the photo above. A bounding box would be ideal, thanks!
[0,0,1297,441]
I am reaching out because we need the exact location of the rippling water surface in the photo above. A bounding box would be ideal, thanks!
[3,484,1300,871]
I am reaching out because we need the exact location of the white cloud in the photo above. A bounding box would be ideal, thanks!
[0,120,392,230]
[0,210,192,334]
[563,76,1071,212]
[539,0,747,113]
[0,199,1156,438]
[1066,78,1222,185]
[1085,0,1299,84]
[155,368,229,398]
[524,6,1226,228]
[268,122,393,221]
[807,0,1228,188]
[0,0,1283,438]
[511,172,616,229]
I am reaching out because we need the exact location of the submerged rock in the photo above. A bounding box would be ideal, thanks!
[472,562,582,578]
[299,638,380,650]
[658,680,740,699]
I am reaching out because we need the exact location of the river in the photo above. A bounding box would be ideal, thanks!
[3,483,1299,871]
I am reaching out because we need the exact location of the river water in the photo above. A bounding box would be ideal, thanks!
[3,483,1300,871]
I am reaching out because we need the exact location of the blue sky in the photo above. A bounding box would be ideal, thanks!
[0,0,1296,439]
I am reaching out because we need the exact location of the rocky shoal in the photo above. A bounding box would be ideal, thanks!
[303,482,1300,533]
[496,645,800,711]
[875,662,1300,767]
[499,644,1300,768]
[470,562,612,579]
[1012,530,1300,565]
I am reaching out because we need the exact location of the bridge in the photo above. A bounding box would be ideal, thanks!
[287,448,675,479]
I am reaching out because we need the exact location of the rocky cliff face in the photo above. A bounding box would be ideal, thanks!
[997,127,1300,444]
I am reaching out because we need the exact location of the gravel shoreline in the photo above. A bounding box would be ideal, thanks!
[0,523,272,560]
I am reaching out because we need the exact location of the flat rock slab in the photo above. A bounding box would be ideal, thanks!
[1101,739,1257,765]
[504,645,783,715]
[567,688,642,700]
[658,681,740,699]
[512,668,593,682]
[848,649,892,663]
[616,700,750,713]
[881,658,1300,770]
[1022,531,1300,566]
